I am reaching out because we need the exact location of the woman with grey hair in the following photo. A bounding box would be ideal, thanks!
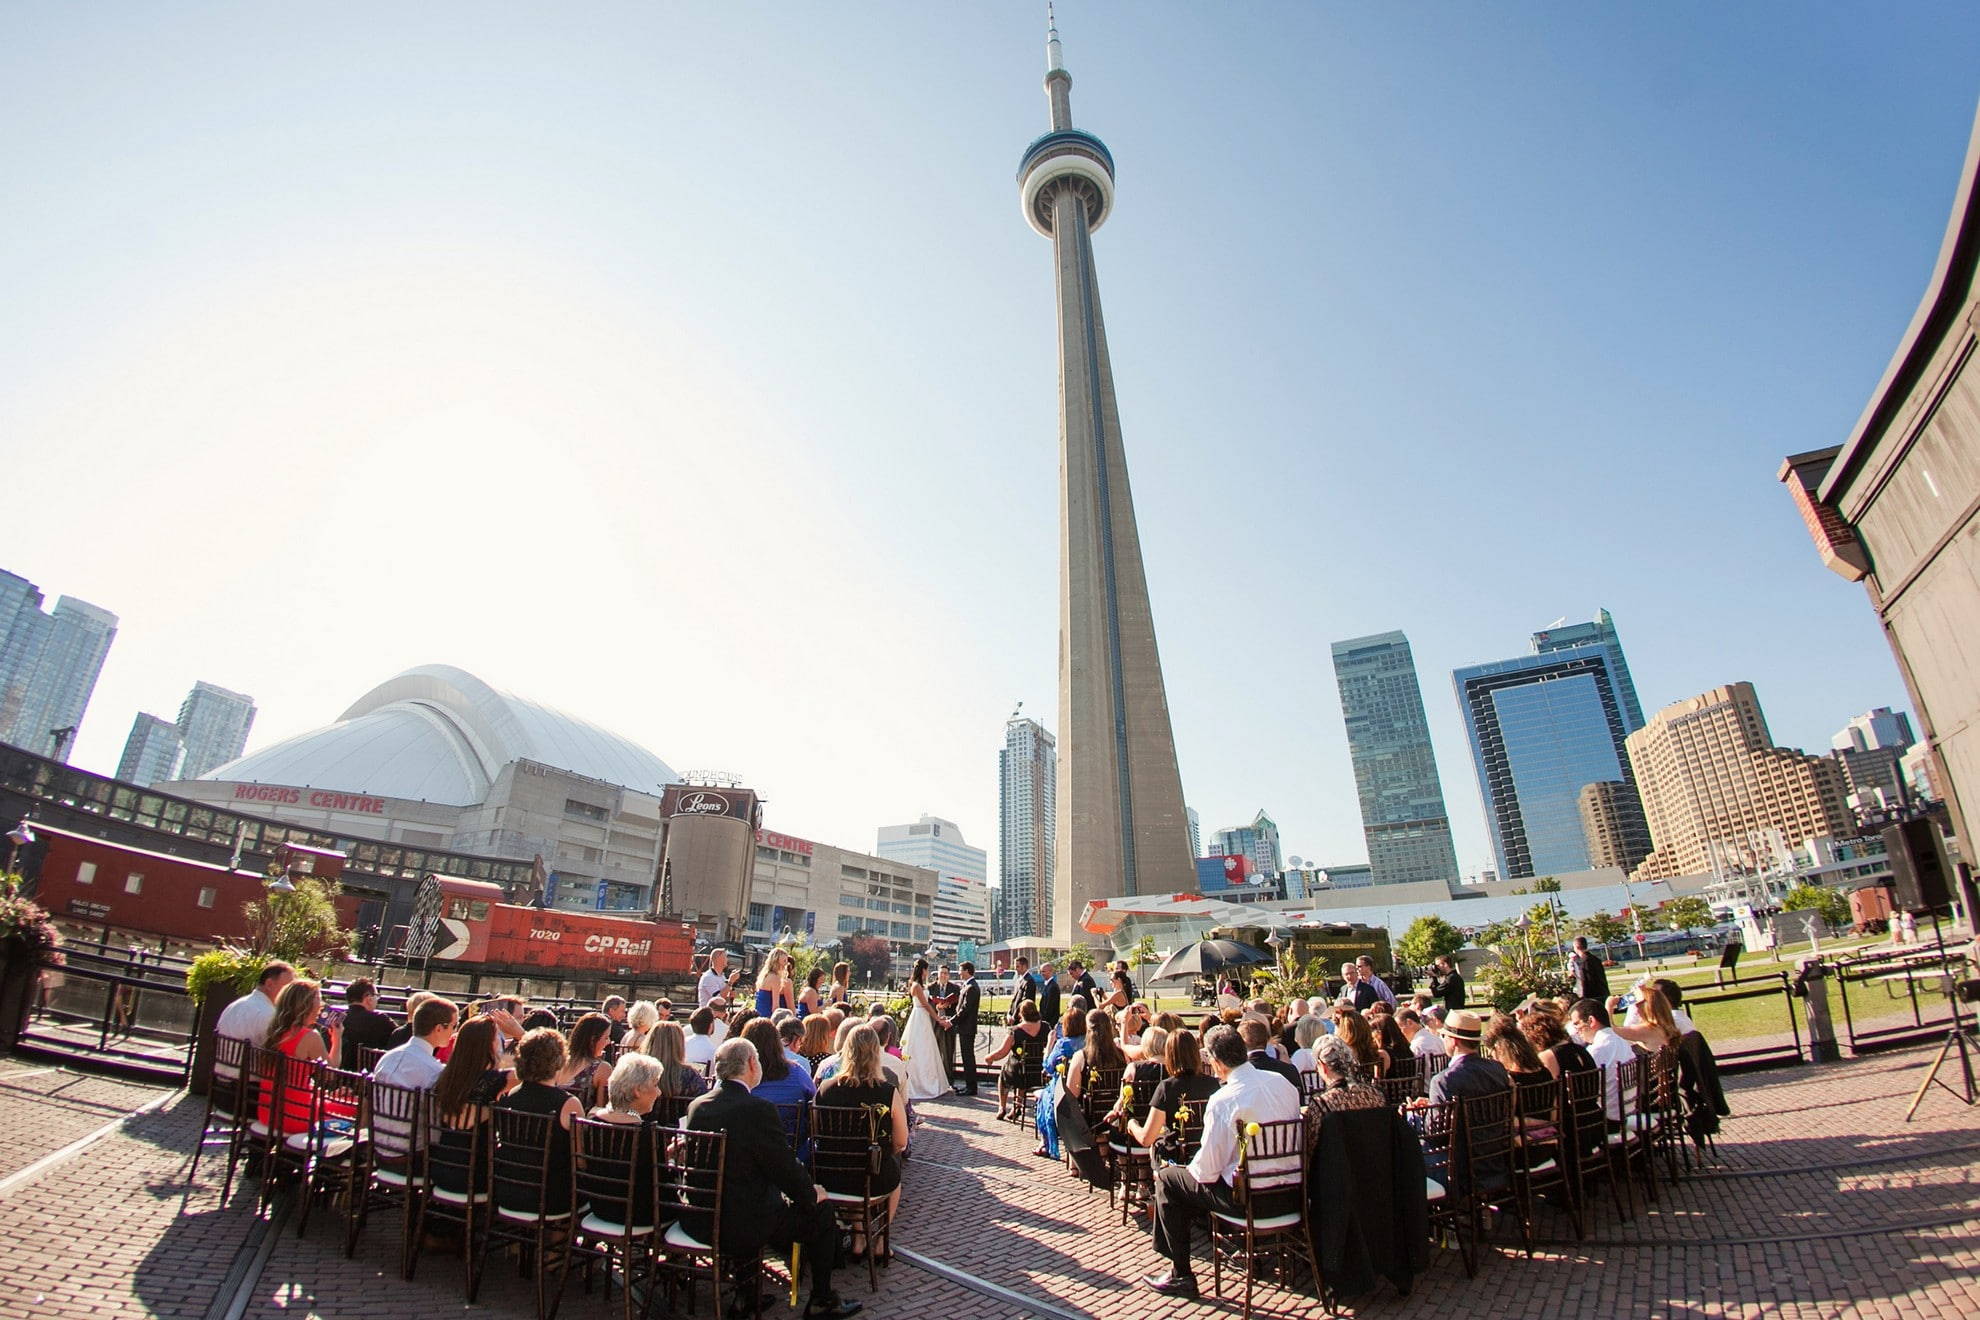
[623,1000,659,1052]
[1289,1014,1330,1076]
[1307,1033,1385,1114]
[587,1052,663,1227]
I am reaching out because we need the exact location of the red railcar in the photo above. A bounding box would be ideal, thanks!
[401,872,695,977]
[31,823,362,943]
[28,826,696,981]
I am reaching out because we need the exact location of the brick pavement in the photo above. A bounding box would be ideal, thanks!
[0,1042,1973,1320]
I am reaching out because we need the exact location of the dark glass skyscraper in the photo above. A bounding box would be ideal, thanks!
[1331,631,1461,887]
[1454,616,1651,880]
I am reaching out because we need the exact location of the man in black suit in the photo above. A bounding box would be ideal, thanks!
[1007,956,1037,1026]
[1036,961,1063,1030]
[684,1040,861,1319]
[1238,1018,1304,1097]
[1067,959,1100,1005]
[952,962,982,1097]
[1570,936,1610,1003]
[337,978,395,1071]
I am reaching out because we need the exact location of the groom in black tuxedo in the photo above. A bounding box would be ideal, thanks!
[931,964,961,1085]
[952,962,982,1096]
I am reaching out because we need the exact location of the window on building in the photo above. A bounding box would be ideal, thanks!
[890,922,909,938]
[837,915,858,934]
[197,886,217,909]
[749,902,770,930]
[913,925,929,941]
[125,872,143,894]
[564,799,608,821]
[75,862,95,886]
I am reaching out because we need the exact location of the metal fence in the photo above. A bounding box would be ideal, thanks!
[1683,970,1804,1071]
[14,945,197,1084]
[1831,941,1962,1053]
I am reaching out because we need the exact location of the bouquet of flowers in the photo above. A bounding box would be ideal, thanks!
[0,890,63,965]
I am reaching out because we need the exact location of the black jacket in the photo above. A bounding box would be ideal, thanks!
[1570,952,1610,1002]
[1428,970,1466,1013]
[1008,973,1038,1025]
[954,978,980,1031]
[1676,1030,1731,1140]
[1308,1107,1430,1298]
[339,1004,396,1071]
[1037,977,1063,1029]
[683,1079,817,1255]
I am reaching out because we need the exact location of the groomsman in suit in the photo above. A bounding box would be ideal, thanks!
[1007,955,1038,1026]
[931,964,961,1084]
[952,962,983,1096]
[1036,961,1063,1031]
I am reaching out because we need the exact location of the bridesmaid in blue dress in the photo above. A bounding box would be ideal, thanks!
[754,947,795,1017]
[1033,1005,1087,1159]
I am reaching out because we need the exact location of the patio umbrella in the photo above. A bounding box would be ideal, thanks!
[1150,939,1273,982]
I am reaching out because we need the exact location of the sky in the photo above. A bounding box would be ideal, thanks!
[3,3,1978,885]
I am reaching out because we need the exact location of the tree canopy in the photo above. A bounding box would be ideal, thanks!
[1781,883,1851,928]
[1396,914,1466,969]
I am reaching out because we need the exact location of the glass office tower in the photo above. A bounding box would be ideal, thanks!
[1331,631,1461,887]
[1453,642,1651,879]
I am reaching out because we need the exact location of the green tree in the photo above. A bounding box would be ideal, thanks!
[1575,911,1629,948]
[242,875,352,962]
[1781,883,1850,929]
[1396,915,1466,969]
[1660,896,1713,933]
[1529,876,1562,893]
[775,930,826,987]
[1129,934,1158,972]
[1065,942,1099,972]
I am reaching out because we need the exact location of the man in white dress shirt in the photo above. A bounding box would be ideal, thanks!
[212,961,295,1083]
[1569,998,1638,1123]
[1144,1026,1303,1298]
[373,997,458,1091]
[697,948,737,1011]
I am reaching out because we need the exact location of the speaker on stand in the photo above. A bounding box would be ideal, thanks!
[1885,819,1977,1118]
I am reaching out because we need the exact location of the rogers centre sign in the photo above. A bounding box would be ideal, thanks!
[231,784,387,815]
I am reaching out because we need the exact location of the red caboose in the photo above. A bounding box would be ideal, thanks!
[398,873,694,978]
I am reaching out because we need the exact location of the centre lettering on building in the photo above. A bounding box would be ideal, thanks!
[231,783,387,815]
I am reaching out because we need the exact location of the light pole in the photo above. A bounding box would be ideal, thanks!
[1515,912,1533,967]
[5,820,33,874]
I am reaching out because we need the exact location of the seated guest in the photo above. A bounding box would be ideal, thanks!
[1368,1008,1415,1077]
[258,979,350,1136]
[1119,1001,1150,1057]
[1522,1008,1595,1079]
[642,1021,708,1102]
[1143,1026,1303,1299]
[522,1008,561,1033]
[431,1018,511,1197]
[1289,1014,1328,1076]
[684,1040,862,1319]
[587,1053,662,1228]
[1420,1010,1510,1181]
[338,978,395,1070]
[1648,979,1696,1034]
[493,1028,583,1216]
[815,1024,908,1258]
[1066,1009,1130,1149]
[1484,1013,1554,1127]
[601,995,629,1034]
[1398,1007,1446,1062]
[1128,1028,1220,1152]
[555,1012,614,1110]
[987,1000,1049,1120]
[215,961,295,1081]
[1237,1018,1303,1098]
[1129,1027,1168,1092]
[381,989,435,1051]
[1034,1007,1088,1159]
[813,1018,862,1085]
[1567,999,1636,1124]
[374,996,458,1091]
[623,1000,659,1053]
[743,1018,817,1111]
[796,1014,836,1075]
[776,1016,809,1073]
[684,1006,721,1067]
[1332,1008,1386,1080]
[1611,985,1681,1052]
[1307,1033,1385,1115]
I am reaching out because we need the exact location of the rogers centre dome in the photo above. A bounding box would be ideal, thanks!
[165,664,682,914]
[200,664,678,804]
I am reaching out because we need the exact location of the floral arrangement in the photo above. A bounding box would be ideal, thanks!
[0,889,64,965]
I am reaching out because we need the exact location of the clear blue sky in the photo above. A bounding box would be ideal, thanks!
[3,4,1976,883]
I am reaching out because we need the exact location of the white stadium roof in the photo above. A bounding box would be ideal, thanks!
[198,664,678,805]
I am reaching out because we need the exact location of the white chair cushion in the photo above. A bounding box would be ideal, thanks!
[821,1190,872,1204]
[580,1212,654,1238]
[430,1187,489,1205]
[372,1168,427,1188]
[1425,1177,1446,1201]
[1211,1210,1303,1231]
[1526,1158,1558,1174]
[664,1221,711,1251]
[284,1133,354,1159]
[496,1204,576,1224]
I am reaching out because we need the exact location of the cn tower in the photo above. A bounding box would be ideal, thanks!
[1018,10,1194,938]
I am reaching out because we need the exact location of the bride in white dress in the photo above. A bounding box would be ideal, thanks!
[903,958,951,1102]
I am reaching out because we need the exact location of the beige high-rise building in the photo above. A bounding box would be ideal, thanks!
[1626,683,1853,883]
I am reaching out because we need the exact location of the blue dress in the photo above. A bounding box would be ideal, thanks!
[1034,1033,1085,1157]
[755,988,775,1017]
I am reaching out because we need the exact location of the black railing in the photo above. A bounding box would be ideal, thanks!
[14,947,197,1084]
[1684,970,1803,1071]
[1832,942,1962,1053]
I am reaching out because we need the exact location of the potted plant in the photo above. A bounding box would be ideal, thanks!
[0,881,64,1049]
[184,946,271,1096]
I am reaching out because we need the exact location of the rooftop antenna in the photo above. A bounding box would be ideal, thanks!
[1046,2,1064,74]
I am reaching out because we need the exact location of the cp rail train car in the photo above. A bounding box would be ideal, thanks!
[396,873,696,979]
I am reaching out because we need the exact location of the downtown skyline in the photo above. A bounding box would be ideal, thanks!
[3,5,1973,885]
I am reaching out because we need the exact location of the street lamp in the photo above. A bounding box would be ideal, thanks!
[1515,911,1533,964]
[5,820,34,873]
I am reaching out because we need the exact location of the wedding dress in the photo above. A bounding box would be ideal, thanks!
[903,982,950,1102]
